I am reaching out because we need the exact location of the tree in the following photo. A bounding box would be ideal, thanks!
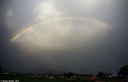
[120,65,128,77]
[63,72,74,78]
[0,63,1,74]
[98,71,105,78]
[0,63,1,70]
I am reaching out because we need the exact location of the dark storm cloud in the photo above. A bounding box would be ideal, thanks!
[1,0,128,74]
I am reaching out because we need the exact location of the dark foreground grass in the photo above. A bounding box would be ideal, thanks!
[1,74,125,82]
[0,74,92,82]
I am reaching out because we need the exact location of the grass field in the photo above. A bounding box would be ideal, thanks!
[0,74,91,82]
[0,74,126,82]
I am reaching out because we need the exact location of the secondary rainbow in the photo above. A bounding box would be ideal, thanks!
[10,16,112,42]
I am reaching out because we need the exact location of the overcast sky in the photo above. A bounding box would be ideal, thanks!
[1,0,128,74]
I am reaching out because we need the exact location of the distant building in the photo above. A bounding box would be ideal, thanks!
[3,72,9,75]
[105,74,112,78]
[10,72,16,75]
[112,70,118,77]
[49,75,55,79]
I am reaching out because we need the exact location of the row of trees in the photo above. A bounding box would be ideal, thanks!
[0,63,128,77]
[120,65,128,77]
[98,65,128,78]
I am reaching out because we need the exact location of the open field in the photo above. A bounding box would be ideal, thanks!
[0,74,127,82]
[0,74,89,82]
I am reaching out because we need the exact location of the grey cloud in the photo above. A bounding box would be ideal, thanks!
[1,0,127,74]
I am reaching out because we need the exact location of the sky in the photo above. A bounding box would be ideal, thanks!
[1,0,128,74]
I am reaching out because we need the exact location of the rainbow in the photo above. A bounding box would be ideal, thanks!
[10,16,112,42]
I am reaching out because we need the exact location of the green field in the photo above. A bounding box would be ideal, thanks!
[0,74,91,82]
[0,74,125,82]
